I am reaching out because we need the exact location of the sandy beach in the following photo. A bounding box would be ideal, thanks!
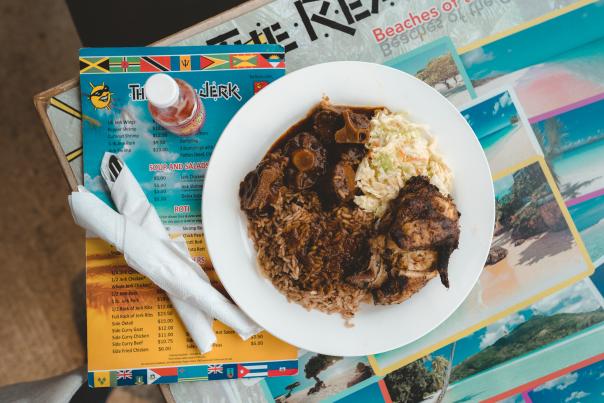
[553,140,604,201]
[474,69,527,98]
[447,88,473,108]
[484,124,540,175]
[478,228,586,310]
[473,65,604,121]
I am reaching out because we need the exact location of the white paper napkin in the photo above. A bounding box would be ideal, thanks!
[68,154,262,352]
[100,152,217,353]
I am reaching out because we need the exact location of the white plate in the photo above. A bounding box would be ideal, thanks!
[203,61,494,356]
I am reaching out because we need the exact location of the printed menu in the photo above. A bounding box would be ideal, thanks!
[79,44,297,387]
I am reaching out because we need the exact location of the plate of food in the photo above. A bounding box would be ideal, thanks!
[203,61,494,356]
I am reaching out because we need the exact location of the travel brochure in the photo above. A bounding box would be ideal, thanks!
[39,0,601,399]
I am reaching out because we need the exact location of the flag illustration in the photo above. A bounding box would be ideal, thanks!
[230,54,258,69]
[140,56,170,72]
[267,360,298,377]
[109,56,141,72]
[116,370,132,380]
[114,369,146,386]
[79,57,109,74]
[179,55,191,71]
[261,53,285,68]
[254,81,270,93]
[200,55,229,70]
[178,365,209,382]
[93,371,110,387]
[208,364,223,374]
[237,363,268,378]
[147,367,178,384]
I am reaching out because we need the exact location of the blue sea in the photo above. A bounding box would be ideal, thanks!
[479,123,518,151]
[551,139,604,200]
[569,193,604,263]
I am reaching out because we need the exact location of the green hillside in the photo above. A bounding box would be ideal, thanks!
[451,309,604,381]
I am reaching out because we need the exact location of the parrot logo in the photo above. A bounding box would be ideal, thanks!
[87,82,113,110]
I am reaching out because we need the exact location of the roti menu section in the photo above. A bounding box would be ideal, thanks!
[79,44,298,387]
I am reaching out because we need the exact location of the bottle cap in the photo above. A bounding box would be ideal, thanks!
[145,73,179,108]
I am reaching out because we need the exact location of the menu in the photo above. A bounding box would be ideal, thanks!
[79,45,298,387]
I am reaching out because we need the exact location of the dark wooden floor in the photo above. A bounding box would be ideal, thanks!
[0,1,162,401]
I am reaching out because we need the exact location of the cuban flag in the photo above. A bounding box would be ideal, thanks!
[147,367,178,384]
[237,364,269,378]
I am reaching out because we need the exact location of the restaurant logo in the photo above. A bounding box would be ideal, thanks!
[87,82,113,110]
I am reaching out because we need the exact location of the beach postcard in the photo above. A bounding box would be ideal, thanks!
[461,89,541,176]
[335,279,604,403]
[262,351,375,403]
[531,96,604,265]
[384,36,476,107]
[569,194,604,265]
[531,96,604,203]
[369,158,593,376]
[459,2,604,99]
[525,358,604,403]
[427,279,604,403]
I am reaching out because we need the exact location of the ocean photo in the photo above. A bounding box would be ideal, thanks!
[532,97,604,202]
[462,91,538,174]
[265,352,373,402]
[569,193,604,263]
[460,3,604,89]
[426,280,604,402]
[385,37,473,107]
[527,358,604,402]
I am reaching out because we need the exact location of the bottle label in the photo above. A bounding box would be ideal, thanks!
[166,96,206,136]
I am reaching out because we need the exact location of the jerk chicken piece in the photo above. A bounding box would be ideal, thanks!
[387,176,460,288]
[334,110,371,144]
[239,153,288,213]
[283,132,328,190]
[373,272,437,305]
[347,235,388,289]
[386,238,439,277]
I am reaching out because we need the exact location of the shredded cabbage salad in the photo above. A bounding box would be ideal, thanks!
[354,110,453,216]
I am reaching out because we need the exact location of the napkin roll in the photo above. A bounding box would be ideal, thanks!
[100,153,216,352]
[69,153,262,351]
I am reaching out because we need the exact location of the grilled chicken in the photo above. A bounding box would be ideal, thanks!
[374,272,437,305]
[388,176,460,287]
[370,176,460,305]
[347,235,388,289]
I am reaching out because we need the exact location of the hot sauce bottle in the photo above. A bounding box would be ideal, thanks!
[145,73,205,136]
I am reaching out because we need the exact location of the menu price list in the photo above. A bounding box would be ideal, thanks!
[86,238,297,372]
